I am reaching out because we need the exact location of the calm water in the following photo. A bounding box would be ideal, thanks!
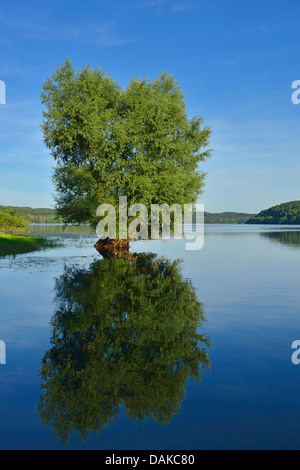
[0,224,299,450]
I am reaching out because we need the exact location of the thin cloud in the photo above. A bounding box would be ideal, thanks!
[89,22,133,48]
[130,0,199,12]
[171,1,195,12]
[212,45,300,66]
[130,0,168,9]
[244,21,299,35]
[0,64,42,79]
[0,11,130,48]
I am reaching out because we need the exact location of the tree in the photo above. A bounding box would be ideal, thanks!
[41,59,211,243]
[0,206,29,234]
[38,253,211,444]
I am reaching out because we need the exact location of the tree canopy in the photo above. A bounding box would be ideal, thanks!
[41,59,211,231]
[0,206,29,234]
[38,253,211,444]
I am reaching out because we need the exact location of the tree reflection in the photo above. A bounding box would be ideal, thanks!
[38,253,211,444]
[261,230,300,248]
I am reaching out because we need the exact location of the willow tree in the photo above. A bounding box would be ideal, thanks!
[41,59,211,249]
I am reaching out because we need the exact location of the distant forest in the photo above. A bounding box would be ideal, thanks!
[246,201,300,225]
[2,201,299,235]
[196,211,254,224]
[10,207,63,224]
[1,206,255,225]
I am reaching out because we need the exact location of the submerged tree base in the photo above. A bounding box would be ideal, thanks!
[94,238,132,259]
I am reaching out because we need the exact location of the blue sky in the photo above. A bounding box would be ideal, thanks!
[0,0,299,212]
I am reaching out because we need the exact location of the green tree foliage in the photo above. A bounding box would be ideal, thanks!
[41,59,212,230]
[0,206,29,234]
[246,201,300,225]
[38,253,211,444]
[195,211,254,224]
[10,207,63,224]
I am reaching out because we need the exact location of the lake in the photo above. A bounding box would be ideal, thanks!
[0,224,299,450]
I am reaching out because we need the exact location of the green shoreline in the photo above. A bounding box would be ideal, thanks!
[0,234,57,257]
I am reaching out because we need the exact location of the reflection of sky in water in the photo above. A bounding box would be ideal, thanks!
[0,225,299,449]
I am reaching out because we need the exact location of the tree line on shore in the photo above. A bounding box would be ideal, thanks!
[0,206,63,234]
[1,201,300,235]
[0,205,254,232]
[0,206,29,234]
[246,201,300,225]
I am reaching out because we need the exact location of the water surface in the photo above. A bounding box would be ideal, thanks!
[0,224,299,450]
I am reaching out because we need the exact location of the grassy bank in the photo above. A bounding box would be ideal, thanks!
[0,234,57,256]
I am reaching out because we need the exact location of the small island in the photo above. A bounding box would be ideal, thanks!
[246,201,300,225]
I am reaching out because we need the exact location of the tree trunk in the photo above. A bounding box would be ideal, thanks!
[94,238,132,259]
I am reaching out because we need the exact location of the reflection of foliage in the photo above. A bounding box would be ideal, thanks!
[38,253,211,444]
[261,231,300,248]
